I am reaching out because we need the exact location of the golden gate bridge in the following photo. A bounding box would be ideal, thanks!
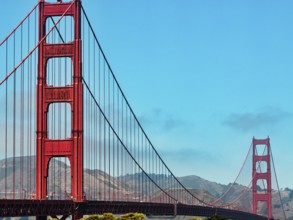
[0,0,287,219]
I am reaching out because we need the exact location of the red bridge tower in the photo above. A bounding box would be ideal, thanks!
[36,0,83,201]
[252,137,272,218]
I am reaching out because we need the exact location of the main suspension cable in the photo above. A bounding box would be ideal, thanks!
[0,1,76,86]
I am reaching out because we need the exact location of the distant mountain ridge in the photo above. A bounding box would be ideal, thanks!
[0,156,292,219]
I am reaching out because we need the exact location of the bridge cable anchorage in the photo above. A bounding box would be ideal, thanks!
[0,1,75,86]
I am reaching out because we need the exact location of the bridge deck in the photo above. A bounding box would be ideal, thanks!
[0,200,273,220]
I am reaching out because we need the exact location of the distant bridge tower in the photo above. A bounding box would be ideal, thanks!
[252,137,272,218]
[36,0,83,201]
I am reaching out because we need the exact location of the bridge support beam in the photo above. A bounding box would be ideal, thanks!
[252,137,272,219]
[73,211,84,220]
[36,216,47,220]
[36,0,83,202]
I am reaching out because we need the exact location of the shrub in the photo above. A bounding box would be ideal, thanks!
[83,213,145,220]
[206,214,230,220]
[116,212,145,220]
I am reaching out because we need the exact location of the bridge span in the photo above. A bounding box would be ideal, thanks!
[0,200,273,220]
[0,0,286,219]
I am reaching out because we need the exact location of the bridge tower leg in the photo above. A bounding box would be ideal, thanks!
[252,137,272,219]
[36,0,83,202]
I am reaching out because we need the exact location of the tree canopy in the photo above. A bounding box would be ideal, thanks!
[82,213,145,220]
[206,214,230,220]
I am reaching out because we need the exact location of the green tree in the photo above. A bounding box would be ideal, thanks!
[83,213,145,220]
[85,214,100,220]
[206,214,230,220]
[116,212,145,220]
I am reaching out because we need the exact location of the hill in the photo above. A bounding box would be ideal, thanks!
[0,156,292,219]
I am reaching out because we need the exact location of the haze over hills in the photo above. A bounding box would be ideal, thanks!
[0,156,292,219]
[178,175,293,219]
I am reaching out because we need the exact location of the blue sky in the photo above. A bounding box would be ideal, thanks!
[1,0,293,189]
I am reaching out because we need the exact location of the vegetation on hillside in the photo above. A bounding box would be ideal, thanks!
[206,214,230,220]
[81,213,145,220]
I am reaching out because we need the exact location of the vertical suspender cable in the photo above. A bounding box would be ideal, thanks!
[129,106,132,201]
[13,32,16,199]
[58,23,62,199]
[93,33,97,200]
[87,17,91,198]
[64,18,68,194]
[5,40,8,199]
[89,20,93,198]
[138,122,140,201]
[98,50,101,200]
[26,29,30,198]
[82,11,86,200]
[121,95,124,201]
[53,21,57,199]
[108,68,111,200]
[32,10,36,194]
[141,129,143,201]
[90,38,93,199]
[133,111,136,199]
[20,23,24,199]
[117,87,120,200]
[27,15,31,195]
[112,75,115,200]
[124,95,127,201]
[148,142,151,202]
[103,59,106,200]
[137,115,139,200]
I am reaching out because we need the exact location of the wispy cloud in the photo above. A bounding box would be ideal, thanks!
[223,106,292,132]
[161,147,216,161]
[158,146,229,177]
[139,108,192,133]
